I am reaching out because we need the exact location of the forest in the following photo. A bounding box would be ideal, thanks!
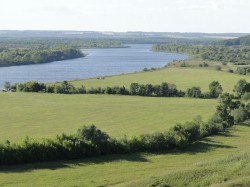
[0,37,127,66]
[221,35,250,46]
[152,44,250,64]
[0,46,85,66]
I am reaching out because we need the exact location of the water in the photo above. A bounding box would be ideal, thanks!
[0,44,188,87]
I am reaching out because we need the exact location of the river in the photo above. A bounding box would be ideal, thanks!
[0,44,188,87]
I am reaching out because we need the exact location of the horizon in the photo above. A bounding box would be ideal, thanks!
[0,30,249,34]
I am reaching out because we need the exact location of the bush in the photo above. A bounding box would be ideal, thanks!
[231,107,249,123]
[215,65,222,71]
[241,92,250,101]
[201,121,224,137]
[209,81,223,98]
[17,81,46,92]
[87,87,104,94]
[186,87,202,98]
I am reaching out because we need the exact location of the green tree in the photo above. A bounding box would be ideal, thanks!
[160,82,169,96]
[130,83,139,95]
[216,93,240,126]
[186,87,202,98]
[3,81,11,89]
[234,79,250,97]
[77,125,109,146]
[56,81,76,94]
[209,81,223,98]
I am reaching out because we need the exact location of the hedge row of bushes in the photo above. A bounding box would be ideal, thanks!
[1,93,248,165]
[12,80,223,99]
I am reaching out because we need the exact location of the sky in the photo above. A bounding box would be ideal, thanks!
[0,0,250,33]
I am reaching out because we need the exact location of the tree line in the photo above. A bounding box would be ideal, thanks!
[0,37,124,49]
[0,46,85,67]
[7,80,224,99]
[0,91,249,165]
[152,44,250,65]
[220,35,250,46]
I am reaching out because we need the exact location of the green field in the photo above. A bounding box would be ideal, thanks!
[1,124,250,187]
[0,92,216,142]
[69,67,250,93]
[2,63,250,186]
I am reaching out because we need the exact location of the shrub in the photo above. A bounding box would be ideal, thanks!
[241,92,250,101]
[209,81,223,98]
[87,87,104,94]
[215,65,222,71]
[186,87,202,98]
[46,85,55,93]
[77,86,87,94]
[17,81,46,92]
[231,107,249,123]
[201,121,224,137]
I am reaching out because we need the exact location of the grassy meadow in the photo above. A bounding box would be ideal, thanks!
[69,67,250,93]
[0,92,216,142]
[1,124,250,186]
[2,60,250,186]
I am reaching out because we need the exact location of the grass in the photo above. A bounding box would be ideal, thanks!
[0,92,216,142]
[2,58,250,186]
[69,66,250,93]
[1,124,250,186]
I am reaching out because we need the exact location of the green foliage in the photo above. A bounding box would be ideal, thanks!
[234,79,250,97]
[241,92,250,101]
[231,106,249,123]
[3,81,11,89]
[216,93,240,126]
[0,47,85,66]
[152,44,250,64]
[186,87,202,98]
[17,81,46,92]
[201,120,224,137]
[209,81,223,98]
[16,80,225,100]
[54,81,76,94]
[235,67,250,75]
[221,35,250,46]
[214,65,222,71]
[77,125,110,146]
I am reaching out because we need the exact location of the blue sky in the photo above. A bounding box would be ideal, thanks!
[0,0,250,32]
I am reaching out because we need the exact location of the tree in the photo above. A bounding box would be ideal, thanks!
[160,82,169,97]
[153,85,161,96]
[56,81,76,94]
[234,79,250,97]
[130,83,139,95]
[186,87,202,98]
[77,125,109,146]
[209,81,223,98]
[145,84,154,96]
[3,81,11,89]
[168,84,178,96]
[216,93,240,126]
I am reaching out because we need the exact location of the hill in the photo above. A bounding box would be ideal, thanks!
[2,58,250,186]
[69,67,250,93]
[221,35,250,46]
[1,124,250,187]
